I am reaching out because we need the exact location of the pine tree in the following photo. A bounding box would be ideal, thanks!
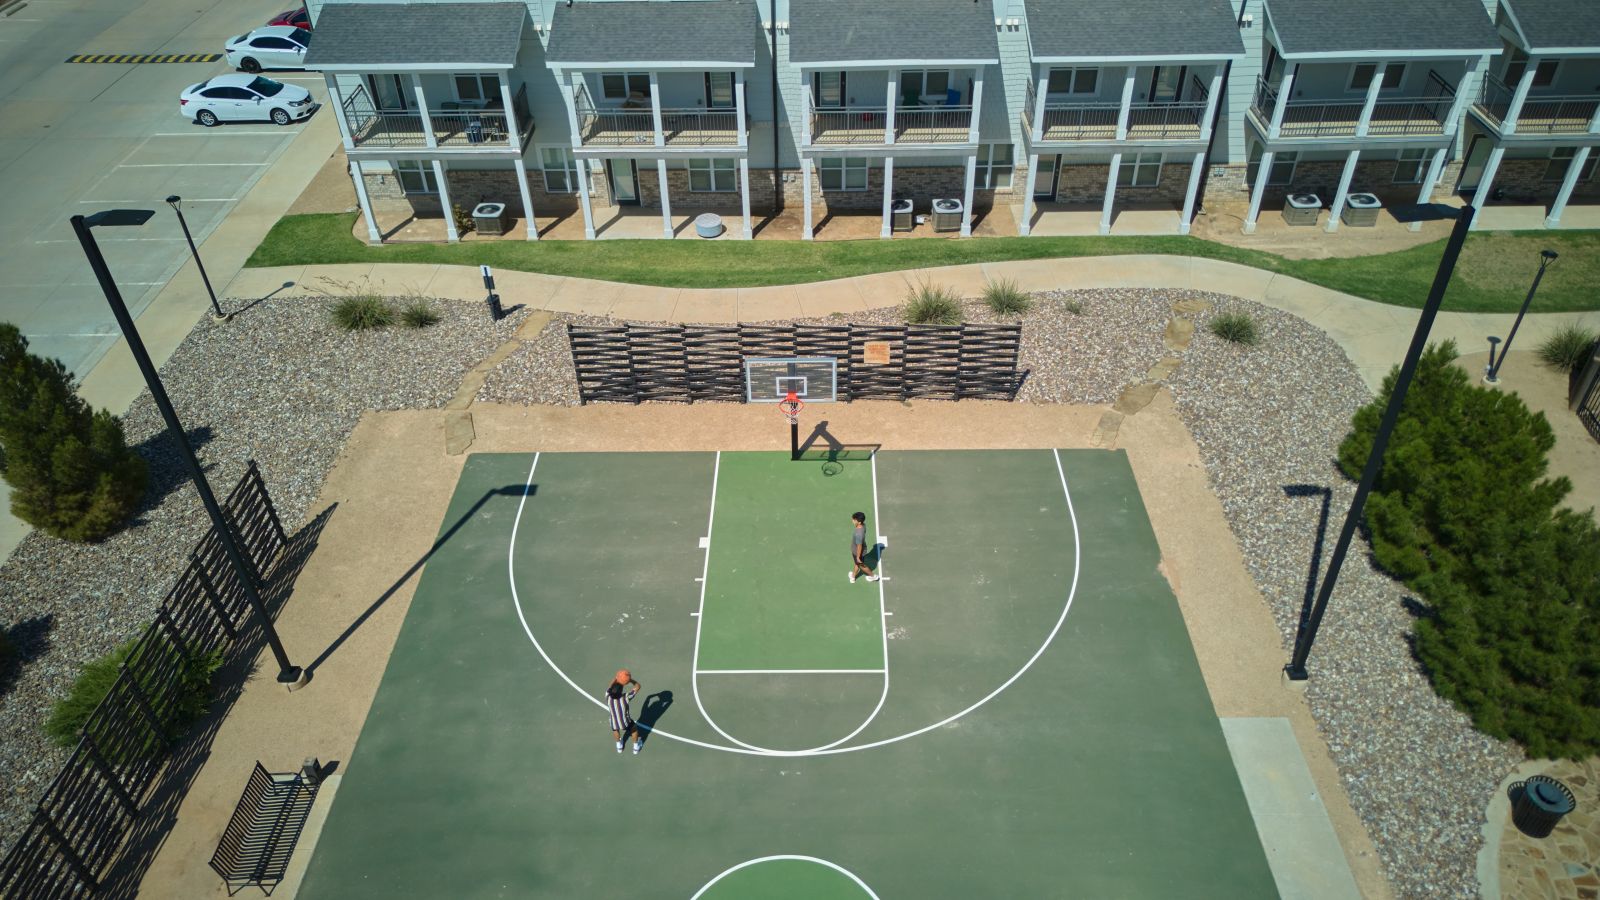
[0,323,147,542]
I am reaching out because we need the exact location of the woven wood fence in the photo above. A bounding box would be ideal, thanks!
[0,462,288,898]
[568,323,1024,404]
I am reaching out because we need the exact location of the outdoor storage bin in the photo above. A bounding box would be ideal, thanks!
[472,203,508,236]
[1283,193,1321,226]
[1341,193,1382,227]
[892,198,914,232]
[695,213,724,238]
[1512,776,1576,838]
[933,198,963,232]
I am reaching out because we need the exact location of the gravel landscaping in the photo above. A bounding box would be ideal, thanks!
[2,284,1527,898]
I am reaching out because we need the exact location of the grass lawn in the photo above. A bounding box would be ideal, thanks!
[246,212,1600,313]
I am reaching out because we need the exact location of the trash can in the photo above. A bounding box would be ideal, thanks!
[892,198,914,232]
[932,198,963,232]
[1341,192,1382,227]
[1512,776,1576,838]
[1283,193,1321,226]
[472,202,508,236]
[694,213,724,238]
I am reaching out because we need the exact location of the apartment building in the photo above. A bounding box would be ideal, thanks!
[304,0,1593,243]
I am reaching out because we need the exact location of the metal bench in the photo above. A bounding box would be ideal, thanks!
[208,761,320,895]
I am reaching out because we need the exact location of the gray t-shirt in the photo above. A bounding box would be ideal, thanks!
[852,524,865,553]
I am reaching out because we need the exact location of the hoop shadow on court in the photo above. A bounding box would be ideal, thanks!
[636,690,674,747]
[797,420,881,474]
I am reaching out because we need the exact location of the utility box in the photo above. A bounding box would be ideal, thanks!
[1283,193,1321,226]
[1341,193,1382,227]
[932,198,963,232]
[472,202,509,236]
[892,198,914,232]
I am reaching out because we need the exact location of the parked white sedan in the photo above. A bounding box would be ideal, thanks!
[179,74,317,127]
[224,25,309,72]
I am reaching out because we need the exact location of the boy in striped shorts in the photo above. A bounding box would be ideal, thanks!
[607,669,642,755]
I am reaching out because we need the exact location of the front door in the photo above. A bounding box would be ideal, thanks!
[1149,66,1188,103]
[610,158,640,205]
[1458,135,1491,194]
[366,74,410,111]
[1033,154,1060,200]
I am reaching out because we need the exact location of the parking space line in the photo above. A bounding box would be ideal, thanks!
[152,131,291,137]
[80,198,236,203]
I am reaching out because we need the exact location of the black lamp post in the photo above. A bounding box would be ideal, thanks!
[71,210,306,690]
[1485,248,1558,384]
[165,195,228,322]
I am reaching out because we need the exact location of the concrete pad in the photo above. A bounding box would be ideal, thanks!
[295,263,379,296]
[364,263,440,297]
[608,285,680,321]
[904,264,990,299]
[795,278,868,317]
[1472,205,1550,232]
[423,264,497,304]
[224,266,306,300]
[492,270,567,312]
[539,276,621,316]
[669,289,738,323]
[1221,717,1364,900]
[982,259,1069,292]
[854,271,914,309]
[736,285,804,323]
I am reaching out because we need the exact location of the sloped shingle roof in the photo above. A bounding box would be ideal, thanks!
[1024,0,1244,60]
[1501,0,1600,53]
[305,2,527,68]
[789,0,1000,65]
[1266,0,1500,56]
[546,0,758,67]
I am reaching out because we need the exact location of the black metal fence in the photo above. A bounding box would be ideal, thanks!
[1576,347,1600,443]
[568,323,1024,404]
[0,462,288,898]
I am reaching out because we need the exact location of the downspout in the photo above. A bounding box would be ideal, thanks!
[1192,0,1249,229]
[770,1,782,211]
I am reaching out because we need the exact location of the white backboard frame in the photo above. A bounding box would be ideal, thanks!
[744,356,838,403]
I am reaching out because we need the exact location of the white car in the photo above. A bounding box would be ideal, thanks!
[224,25,309,72]
[179,74,317,126]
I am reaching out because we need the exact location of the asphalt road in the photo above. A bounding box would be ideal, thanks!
[0,0,325,380]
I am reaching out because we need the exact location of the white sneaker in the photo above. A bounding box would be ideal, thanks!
[849,572,856,583]
[615,741,623,753]
[866,575,879,582]
[632,742,641,755]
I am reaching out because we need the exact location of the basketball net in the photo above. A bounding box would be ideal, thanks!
[779,390,804,425]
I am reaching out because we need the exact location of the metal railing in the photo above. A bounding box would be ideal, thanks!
[340,83,532,150]
[1022,79,1208,142]
[578,106,742,147]
[1250,73,1451,138]
[1474,72,1600,133]
[810,107,889,144]
[1124,101,1207,139]
[895,105,973,142]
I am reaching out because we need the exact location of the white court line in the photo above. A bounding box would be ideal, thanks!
[508,448,1083,757]
[691,855,880,900]
[697,669,886,675]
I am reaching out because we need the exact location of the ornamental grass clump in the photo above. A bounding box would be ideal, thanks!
[903,282,962,325]
[1208,310,1259,346]
[399,299,440,329]
[981,278,1031,316]
[1536,324,1597,375]
[331,296,394,331]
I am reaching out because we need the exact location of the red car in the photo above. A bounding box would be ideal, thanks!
[267,6,309,30]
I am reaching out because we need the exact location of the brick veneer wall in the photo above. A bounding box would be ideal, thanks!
[1040,162,1193,206]
[359,165,609,220]
[1473,158,1600,201]
[623,164,1011,217]
[1207,158,1464,210]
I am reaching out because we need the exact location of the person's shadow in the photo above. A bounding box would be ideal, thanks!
[636,690,674,747]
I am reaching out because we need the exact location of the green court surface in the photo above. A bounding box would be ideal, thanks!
[298,450,1278,899]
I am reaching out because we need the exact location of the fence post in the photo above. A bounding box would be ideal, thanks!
[81,739,142,818]
[36,810,100,893]
[192,557,238,641]
[156,608,190,660]
[119,666,174,750]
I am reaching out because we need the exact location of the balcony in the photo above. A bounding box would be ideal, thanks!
[578,107,743,148]
[1022,79,1209,143]
[808,105,972,146]
[1473,72,1600,135]
[1250,74,1452,140]
[342,83,533,152]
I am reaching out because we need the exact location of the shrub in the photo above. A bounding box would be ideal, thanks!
[399,299,440,329]
[1536,324,1598,376]
[452,203,476,236]
[1339,340,1600,758]
[45,637,223,753]
[1208,311,1258,346]
[1060,299,1084,316]
[331,296,394,331]
[981,278,1031,316]
[0,324,146,542]
[903,282,961,325]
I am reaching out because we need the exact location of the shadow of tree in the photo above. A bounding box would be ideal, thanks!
[0,615,53,698]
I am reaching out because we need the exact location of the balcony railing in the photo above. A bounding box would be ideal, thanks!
[578,107,742,147]
[1250,73,1451,139]
[1022,79,1208,142]
[808,105,973,145]
[341,82,532,151]
[1473,72,1600,134]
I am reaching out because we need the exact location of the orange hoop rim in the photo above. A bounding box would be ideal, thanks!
[778,391,804,421]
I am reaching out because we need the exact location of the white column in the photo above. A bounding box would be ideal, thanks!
[349,158,382,243]
[1503,58,1541,134]
[649,71,665,146]
[734,70,748,148]
[514,157,538,240]
[1243,150,1274,233]
[324,74,354,149]
[1269,64,1296,139]
[1020,152,1040,236]
[1031,68,1049,142]
[802,156,814,240]
[1589,103,1600,134]
[1116,70,1137,140]
[1546,146,1591,228]
[434,160,457,241]
[1100,153,1121,235]
[1325,149,1361,232]
[968,70,984,144]
[1199,69,1225,136]
[500,80,522,152]
[1409,146,1449,231]
[961,152,977,236]
[576,157,597,239]
[562,72,584,148]
[1469,145,1507,230]
[885,70,899,144]
[881,156,895,238]
[412,75,438,148]
[657,158,673,238]
[1444,57,1479,132]
[1355,63,1387,136]
[801,75,813,146]
[739,156,753,239]
[1179,150,1206,235]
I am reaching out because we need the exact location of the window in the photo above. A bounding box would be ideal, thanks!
[453,74,501,104]
[1264,46,1285,85]
[202,86,252,100]
[1117,153,1163,187]
[1544,146,1599,183]
[705,72,734,109]
[976,144,1014,189]
[540,147,582,193]
[287,30,308,48]
[1349,63,1406,92]
[1033,155,1058,198]
[819,158,869,191]
[1394,148,1430,184]
[687,158,737,192]
[1047,67,1097,96]
[814,71,845,108]
[1504,47,1559,88]
[394,160,438,194]
[1247,145,1298,186]
[901,70,952,104]
[601,72,651,101]
[253,36,296,50]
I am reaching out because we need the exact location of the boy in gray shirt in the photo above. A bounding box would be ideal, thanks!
[850,511,879,584]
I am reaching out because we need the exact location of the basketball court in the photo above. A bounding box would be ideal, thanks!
[293,361,1277,898]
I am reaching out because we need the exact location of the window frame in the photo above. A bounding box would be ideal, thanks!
[1117,152,1163,188]
[901,69,954,104]
[1348,63,1407,93]
[539,146,582,194]
[1047,67,1099,97]
[686,157,738,192]
[393,160,439,195]
[975,143,1014,190]
[1504,48,1559,88]
[814,71,846,108]
[1544,146,1599,183]
[819,157,869,191]
[704,72,735,109]
[1247,145,1298,187]
[452,74,501,105]
[601,72,651,102]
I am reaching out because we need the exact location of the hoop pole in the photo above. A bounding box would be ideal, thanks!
[791,419,800,461]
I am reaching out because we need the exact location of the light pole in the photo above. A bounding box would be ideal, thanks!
[1485,248,1558,384]
[72,210,306,690]
[165,195,228,322]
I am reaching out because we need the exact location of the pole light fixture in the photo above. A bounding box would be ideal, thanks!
[71,210,306,690]
[1485,248,1558,384]
[165,195,228,322]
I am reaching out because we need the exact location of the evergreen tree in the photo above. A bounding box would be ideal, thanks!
[1340,340,1600,758]
[0,324,146,542]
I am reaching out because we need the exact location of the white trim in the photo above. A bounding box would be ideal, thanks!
[792,57,998,70]
[1276,47,1499,61]
[691,856,881,900]
[550,60,755,71]
[310,63,515,72]
[1031,53,1239,64]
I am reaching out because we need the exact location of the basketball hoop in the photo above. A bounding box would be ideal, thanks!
[778,391,804,425]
